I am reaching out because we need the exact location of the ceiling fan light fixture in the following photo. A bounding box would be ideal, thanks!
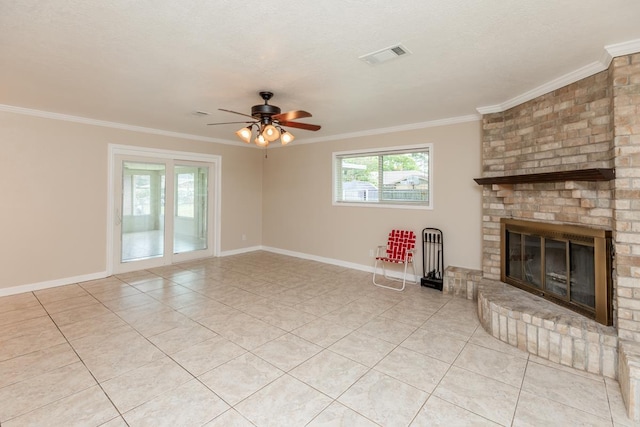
[235,126,253,143]
[211,92,320,148]
[281,130,295,145]
[262,124,280,142]
[255,133,269,147]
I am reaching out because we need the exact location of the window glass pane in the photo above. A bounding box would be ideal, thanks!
[340,155,378,202]
[381,153,428,203]
[334,146,431,208]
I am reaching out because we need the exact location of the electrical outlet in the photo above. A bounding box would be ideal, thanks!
[242,234,247,241]
[369,249,374,257]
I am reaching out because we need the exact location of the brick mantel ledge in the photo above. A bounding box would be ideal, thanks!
[473,168,615,185]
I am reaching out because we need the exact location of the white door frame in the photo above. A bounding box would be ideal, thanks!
[107,144,221,275]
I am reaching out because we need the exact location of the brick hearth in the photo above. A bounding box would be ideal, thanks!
[444,268,617,377]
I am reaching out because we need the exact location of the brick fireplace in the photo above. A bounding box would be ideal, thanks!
[476,52,640,418]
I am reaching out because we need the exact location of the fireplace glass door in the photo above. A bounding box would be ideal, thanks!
[545,238,567,299]
[506,233,542,288]
[524,235,541,288]
[571,243,595,308]
[505,230,597,311]
[506,231,595,310]
[501,218,612,325]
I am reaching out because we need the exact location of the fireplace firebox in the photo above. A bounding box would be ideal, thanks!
[500,218,613,325]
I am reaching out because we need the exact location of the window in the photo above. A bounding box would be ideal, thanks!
[333,144,432,209]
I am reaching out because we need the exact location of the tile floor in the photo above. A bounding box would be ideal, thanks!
[0,251,636,426]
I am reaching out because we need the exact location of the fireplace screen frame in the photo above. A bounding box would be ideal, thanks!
[500,218,613,325]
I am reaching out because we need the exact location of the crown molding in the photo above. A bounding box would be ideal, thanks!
[477,38,640,116]
[298,114,482,145]
[0,102,480,147]
[0,103,238,145]
[605,38,640,58]
[476,60,608,115]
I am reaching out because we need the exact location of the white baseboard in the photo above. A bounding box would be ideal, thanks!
[218,245,264,257]
[260,246,421,283]
[0,246,422,298]
[0,271,109,297]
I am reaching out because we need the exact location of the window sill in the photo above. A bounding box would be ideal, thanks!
[333,201,432,210]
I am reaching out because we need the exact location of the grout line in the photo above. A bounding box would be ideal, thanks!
[33,292,129,426]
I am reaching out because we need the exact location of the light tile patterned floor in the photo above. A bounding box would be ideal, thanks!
[0,251,636,426]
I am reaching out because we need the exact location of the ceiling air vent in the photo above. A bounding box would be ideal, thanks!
[359,43,411,65]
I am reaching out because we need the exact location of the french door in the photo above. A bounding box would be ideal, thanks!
[109,146,220,274]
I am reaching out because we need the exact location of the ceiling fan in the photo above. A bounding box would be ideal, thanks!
[208,91,321,147]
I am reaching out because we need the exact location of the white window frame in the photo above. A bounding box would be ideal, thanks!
[332,143,433,210]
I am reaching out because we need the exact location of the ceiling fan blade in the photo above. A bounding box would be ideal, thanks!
[272,110,312,122]
[218,108,256,119]
[279,120,321,131]
[207,121,256,126]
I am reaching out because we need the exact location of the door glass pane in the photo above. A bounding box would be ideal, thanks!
[121,161,166,262]
[506,231,523,280]
[523,235,542,288]
[174,165,208,254]
[570,243,595,308]
[545,239,568,297]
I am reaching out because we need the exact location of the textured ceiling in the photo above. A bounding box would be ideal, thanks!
[2,1,640,144]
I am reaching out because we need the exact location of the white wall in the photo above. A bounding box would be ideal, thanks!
[0,111,264,290]
[261,120,483,273]
[0,111,482,293]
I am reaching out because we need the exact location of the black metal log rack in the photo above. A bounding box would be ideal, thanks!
[421,228,444,290]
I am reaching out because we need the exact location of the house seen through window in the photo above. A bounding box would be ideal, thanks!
[333,144,432,208]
